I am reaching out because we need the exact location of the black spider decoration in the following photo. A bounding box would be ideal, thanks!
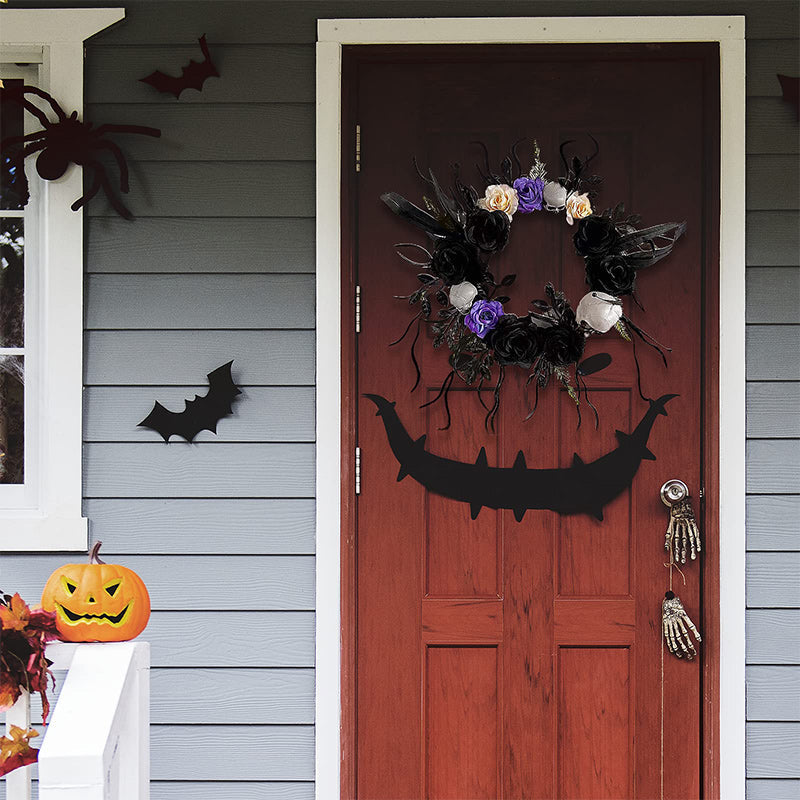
[0,85,161,219]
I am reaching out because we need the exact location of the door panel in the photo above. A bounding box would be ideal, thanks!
[345,43,719,799]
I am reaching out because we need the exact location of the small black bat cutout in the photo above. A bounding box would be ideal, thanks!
[139,361,241,443]
[139,35,219,99]
[365,392,676,521]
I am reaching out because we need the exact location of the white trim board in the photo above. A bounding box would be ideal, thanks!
[315,16,746,800]
[0,9,125,550]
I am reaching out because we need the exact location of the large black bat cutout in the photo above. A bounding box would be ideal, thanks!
[139,361,241,443]
[365,392,676,521]
[139,35,219,99]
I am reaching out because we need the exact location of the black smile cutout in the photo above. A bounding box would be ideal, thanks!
[58,603,130,625]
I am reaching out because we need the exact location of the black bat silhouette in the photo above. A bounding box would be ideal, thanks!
[365,392,676,521]
[139,361,241,442]
[139,35,219,99]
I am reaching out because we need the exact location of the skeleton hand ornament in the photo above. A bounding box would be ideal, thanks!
[662,591,701,660]
[664,498,701,563]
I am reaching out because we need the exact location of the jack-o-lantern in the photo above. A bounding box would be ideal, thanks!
[41,542,150,642]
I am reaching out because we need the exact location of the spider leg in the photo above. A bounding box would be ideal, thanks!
[20,86,68,121]
[91,124,161,139]
[20,141,47,159]
[92,140,130,193]
[71,162,133,220]
[1,132,48,151]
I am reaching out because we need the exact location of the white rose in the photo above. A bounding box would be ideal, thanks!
[576,291,623,333]
[477,184,519,219]
[449,281,478,312]
[542,181,568,211]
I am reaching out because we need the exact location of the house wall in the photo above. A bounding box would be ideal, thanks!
[2,1,798,798]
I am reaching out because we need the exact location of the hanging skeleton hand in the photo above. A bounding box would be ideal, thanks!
[662,592,701,660]
[664,498,701,563]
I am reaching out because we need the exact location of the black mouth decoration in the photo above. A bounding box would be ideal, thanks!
[57,603,131,626]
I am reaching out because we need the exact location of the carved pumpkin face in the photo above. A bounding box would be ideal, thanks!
[41,542,150,642]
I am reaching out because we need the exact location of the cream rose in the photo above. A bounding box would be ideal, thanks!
[565,192,593,226]
[575,291,623,333]
[477,183,519,220]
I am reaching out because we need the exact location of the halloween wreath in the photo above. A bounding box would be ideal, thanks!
[381,139,686,429]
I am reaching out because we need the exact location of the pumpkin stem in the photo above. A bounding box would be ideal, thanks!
[89,541,106,565]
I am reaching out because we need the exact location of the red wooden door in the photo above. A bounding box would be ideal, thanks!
[342,43,719,800]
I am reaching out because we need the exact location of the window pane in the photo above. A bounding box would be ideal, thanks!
[0,217,24,347]
[0,354,23,484]
[0,79,29,211]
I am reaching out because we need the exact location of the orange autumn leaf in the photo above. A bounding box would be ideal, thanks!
[0,593,30,631]
[0,726,39,777]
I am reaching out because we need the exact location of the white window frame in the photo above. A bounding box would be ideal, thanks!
[316,16,746,800]
[0,9,125,550]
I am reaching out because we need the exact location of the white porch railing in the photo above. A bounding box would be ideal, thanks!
[3,641,149,800]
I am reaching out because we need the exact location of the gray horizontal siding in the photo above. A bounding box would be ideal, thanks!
[747,723,800,778]
[86,0,797,43]
[746,269,800,323]
[746,440,800,493]
[88,45,315,103]
[145,612,315,667]
[85,274,315,330]
[746,327,800,380]
[87,218,316,274]
[747,667,800,721]
[5,555,315,610]
[82,498,315,554]
[747,496,800,551]
[86,103,316,161]
[746,211,799,266]
[151,725,314,781]
[746,157,800,209]
[28,668,315,724]
[85,330,315,385]
[746,781,800,800]
[85,162,315,218]
[149,784,315,800]
[747,384,800,437]
[747,611,800,665]
[747,553,800,607]
[83,443,315,497]
[84,386,315,442]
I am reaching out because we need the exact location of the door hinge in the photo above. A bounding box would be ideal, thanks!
[355,446,361,495]
[355,285,361,333]
[355,124,361,172]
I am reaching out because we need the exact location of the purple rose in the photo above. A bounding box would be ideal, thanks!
[512,177,544,213]
[465,299,504,339]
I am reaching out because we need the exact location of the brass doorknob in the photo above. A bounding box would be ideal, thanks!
[660,479,689,507]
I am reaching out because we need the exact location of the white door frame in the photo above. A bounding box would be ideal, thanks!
[316,16,746,800]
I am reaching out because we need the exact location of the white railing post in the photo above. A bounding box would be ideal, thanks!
[37,641,150,800]
[4,690,32,800]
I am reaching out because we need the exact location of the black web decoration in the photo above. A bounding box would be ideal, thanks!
[138,361,241,443]
[0,85,161,220]
[365,392,676,522]
[381,137,686,430]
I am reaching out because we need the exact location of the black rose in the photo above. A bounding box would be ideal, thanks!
[489,314,543,368]
[542,321,586,367]
[430,237,482,285]
[464,209,510,254]
[585,254,637,296]
[573,215,620,258]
